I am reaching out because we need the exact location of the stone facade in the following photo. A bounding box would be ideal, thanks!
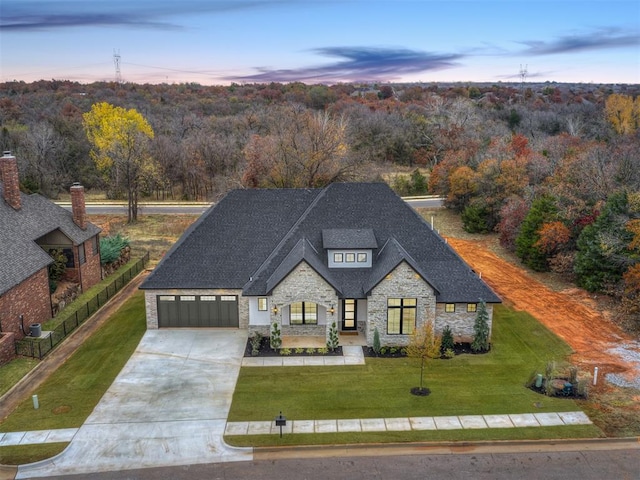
[269,262,339,341]
[144,288,247,329]
[0,268,52,339]
[367,261,437,347]
[435,302,494,343]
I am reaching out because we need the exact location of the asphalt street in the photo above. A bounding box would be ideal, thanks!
[18,444,640,480]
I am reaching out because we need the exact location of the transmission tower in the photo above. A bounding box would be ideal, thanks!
[113,49,122,84]
[519,64,528,92]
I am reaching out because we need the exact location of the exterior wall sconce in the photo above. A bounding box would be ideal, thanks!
[328,305,335,315]
[272,304,278,315]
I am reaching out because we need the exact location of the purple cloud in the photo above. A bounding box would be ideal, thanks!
[230,47,463,83]
[520,28,639,55]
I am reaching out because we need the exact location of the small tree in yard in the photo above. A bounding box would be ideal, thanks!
[471,300,490,353]
[406,321,442,396]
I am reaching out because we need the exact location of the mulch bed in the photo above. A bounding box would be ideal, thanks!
[244,338,342,358]
[362,342,491,358]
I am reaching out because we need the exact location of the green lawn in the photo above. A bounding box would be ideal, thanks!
[227,306,603,445]
[0,292,146,433]
[0,358,39,397]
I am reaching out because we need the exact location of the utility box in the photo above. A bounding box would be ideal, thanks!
[30,323,42,337]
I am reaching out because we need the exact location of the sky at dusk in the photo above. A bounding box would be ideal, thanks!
[1,0,639,85]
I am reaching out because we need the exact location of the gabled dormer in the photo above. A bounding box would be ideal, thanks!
[322,228,377,269]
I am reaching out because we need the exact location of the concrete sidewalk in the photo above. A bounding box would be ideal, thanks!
[225,411,592,436]
[1,411,592,448]
[241,345,365,366]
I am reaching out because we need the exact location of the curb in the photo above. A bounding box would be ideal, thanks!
[252,436,640,459]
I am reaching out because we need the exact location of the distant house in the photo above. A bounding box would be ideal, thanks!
[141,183,500,347]
[0,152,101,365]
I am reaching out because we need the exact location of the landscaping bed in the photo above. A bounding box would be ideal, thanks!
[244,337,342,357]
[362,342,489,358]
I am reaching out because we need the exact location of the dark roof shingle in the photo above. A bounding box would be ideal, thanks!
[0,183,101,295]
[141,183,500,303]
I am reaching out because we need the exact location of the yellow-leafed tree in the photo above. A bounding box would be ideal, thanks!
[406,320,442,396]
[605,94,639,135]
[83,102,155,222]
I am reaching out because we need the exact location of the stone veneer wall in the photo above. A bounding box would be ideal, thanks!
[435,303,494,343]
[269,261,338,340]
[367,261,436,347]
[144,289,247,329]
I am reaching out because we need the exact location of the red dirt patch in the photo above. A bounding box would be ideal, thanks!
[447,238,639,383]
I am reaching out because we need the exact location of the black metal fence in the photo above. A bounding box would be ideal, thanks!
[15,252,150,359]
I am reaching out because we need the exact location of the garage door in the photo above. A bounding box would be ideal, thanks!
[157,295,239,328]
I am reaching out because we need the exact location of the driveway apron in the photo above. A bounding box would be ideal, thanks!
[18,329,252,478]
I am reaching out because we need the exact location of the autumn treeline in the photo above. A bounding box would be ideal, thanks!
[1,80,639,329]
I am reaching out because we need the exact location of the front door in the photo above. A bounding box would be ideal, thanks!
[342,299,357,331]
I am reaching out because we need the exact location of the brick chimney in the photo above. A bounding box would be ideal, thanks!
[1,151,21,210]
[70,182,87,230]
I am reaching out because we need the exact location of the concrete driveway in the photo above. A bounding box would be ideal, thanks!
[18,329,252,478]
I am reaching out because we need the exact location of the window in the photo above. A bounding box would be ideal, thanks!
[159,295,175,301]
[467,303,477,312]
[258,297,267,311]
[181,295,196,301]
[78,244,86,265]
[345,253,355,263]
[445,303,455,313]
[357,252,367,263]
[387,298,416,335]
[221,295,236,301]
[91,235,98,255]
[290,302,318,325]
[63,248,74,268]
[200,296,216,301]
[333,253,344,263]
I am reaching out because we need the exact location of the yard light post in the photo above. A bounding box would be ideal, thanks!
[275,411,286,438]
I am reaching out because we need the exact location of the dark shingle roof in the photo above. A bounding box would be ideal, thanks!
[322,229,378,249]
[0,183,101,295]
[141,183,500,303]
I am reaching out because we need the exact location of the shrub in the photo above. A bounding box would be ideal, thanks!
[380,347,387,355]
[305,348,316,355]
[279,348,291,356]
[373,327,381,354]
[100,234,130,265]
[317,347,328,354]
[327,321,339,351]
[270,322,282,350]
[443,348,455,359]
[294,348,305,354]
[250,331,262,356]
[440,325,454,353]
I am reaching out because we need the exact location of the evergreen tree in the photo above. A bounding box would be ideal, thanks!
[373,327,381,354]
[471,300,490,353]
[327,321,339,351]
[515,195,558,271]
[440,325,455,354]
[575,191,635,292]
[270,321,282,350]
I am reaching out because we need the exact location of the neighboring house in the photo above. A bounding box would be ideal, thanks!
[141,183,500,347]
[0,151,102,365]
